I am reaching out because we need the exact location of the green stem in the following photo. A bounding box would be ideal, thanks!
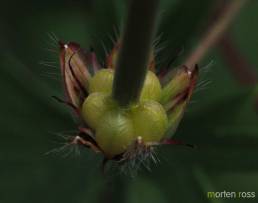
[112,0,160,106]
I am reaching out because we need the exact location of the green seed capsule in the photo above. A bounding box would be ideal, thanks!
[140,71,162,102]
[89,69,114,94]
[89,69,161,101]
[96,109,135,158]
[82,92,111,129]
[82,69,167,157]
[132,100,168,142]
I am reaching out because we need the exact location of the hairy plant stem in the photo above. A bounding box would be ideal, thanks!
[112,0,160,106]
[185,0,248,68]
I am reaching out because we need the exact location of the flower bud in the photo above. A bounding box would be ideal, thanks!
[57,39,200,163]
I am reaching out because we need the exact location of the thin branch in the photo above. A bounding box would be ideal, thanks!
[112,0,160,106]
[185,0,248,68]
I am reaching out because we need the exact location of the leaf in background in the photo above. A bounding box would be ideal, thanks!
[193,167,224,203]
[0,52,105,203]
[126,177,168,203]
[158,0,214,69]
[179,86,258,145]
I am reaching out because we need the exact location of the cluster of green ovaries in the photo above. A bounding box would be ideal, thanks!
[59,42,198,160]
[83,69,167,158]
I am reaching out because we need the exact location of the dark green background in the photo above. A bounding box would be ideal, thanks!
[1,0,258,202]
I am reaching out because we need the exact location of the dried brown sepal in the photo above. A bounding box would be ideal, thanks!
[59,42,92,109]
[72,127,102,153]
[85,48,101,74]
[159,138,196,148]
[52,96,79,114]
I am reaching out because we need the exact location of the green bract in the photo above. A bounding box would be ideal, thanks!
[82,69,168,158]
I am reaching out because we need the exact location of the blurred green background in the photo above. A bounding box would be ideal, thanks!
[1,0,258,202]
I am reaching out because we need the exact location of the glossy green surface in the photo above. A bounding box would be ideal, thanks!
[82,69,167,157]
[89,69,114,94]
[132,100,168,142]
